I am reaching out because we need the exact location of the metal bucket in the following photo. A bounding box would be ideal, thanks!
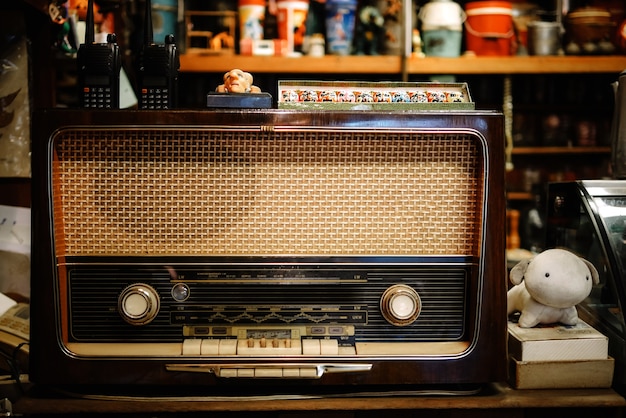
[527,21,561,55]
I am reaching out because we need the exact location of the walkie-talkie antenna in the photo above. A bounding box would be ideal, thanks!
[144,0,154,45]
[85,0,95,44]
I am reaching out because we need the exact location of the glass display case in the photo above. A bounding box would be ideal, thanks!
[546,180,626,386]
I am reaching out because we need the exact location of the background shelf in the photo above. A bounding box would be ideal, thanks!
[512,146,612,155]
[180,55,626,75]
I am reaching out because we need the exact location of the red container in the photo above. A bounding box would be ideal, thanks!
[465,1,515,55]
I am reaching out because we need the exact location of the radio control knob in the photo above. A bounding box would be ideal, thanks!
[118,284,160,325]
[380,284,421,326]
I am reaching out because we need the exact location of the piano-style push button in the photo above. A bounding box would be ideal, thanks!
[219,339,238,355]
[282,368,301,377]
[302,339,320,355]
[220,368,238,378]
[320,339,339,355]
[237,368,255,377]
[254,368,283,377]
[200,339,219,355]
[182,339,202,355]
[299,367,319,377]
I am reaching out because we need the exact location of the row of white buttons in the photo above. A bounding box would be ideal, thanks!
[218,367,319,378]
[181,338,342,356]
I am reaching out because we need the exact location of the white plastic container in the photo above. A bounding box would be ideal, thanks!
[418,0,465,57]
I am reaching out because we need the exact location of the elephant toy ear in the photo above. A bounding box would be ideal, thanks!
[581,258,600,285]
[510,258,532,285]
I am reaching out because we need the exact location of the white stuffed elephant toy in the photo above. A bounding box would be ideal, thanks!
[507,248,599,328]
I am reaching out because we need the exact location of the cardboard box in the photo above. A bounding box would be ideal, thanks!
[509,356,614,389]
[508,320,608,361]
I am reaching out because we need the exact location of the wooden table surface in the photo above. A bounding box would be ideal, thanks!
[11,382,626,416]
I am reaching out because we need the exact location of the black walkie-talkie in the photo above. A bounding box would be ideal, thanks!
[77,0,121,108]
[137,0,180,109]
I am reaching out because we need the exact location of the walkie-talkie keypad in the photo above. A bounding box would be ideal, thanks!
[82,86,114,108]
[140,88,171,109]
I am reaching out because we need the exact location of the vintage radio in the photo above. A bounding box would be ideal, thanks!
[30,109,506,390]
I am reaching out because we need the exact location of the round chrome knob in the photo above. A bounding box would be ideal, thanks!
[380,284,421,326]
[118,284,160,325]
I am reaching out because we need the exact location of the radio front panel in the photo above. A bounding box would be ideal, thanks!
[31,110,506,388]
[66,261,470,347]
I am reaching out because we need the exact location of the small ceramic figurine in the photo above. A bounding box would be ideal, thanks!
[216,69,261,93]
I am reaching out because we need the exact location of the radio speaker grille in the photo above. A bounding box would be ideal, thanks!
[51,128,484,256]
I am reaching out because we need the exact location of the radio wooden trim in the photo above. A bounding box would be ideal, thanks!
[30,109,506,389]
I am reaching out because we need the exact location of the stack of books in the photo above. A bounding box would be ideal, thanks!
[508,319,614,389]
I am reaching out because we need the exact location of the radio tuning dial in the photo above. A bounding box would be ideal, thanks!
[380,284,421,326]
[118,284,160,326]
